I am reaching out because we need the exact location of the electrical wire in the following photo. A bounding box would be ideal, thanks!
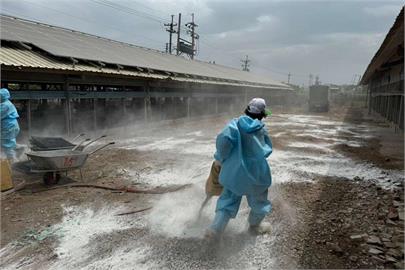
[4,0,311,80]
[89,0,165,24]
[198,35,310,79]
[7,0,164,46]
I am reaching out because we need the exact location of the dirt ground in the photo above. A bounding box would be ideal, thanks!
[1,106,404,269]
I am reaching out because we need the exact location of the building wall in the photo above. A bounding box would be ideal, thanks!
[368,63,404,130]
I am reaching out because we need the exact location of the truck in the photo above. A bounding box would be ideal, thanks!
[309,85,329,112]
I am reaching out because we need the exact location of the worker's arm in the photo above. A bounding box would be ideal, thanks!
[214,134,234,163]
[0,101,11,119]
[214,121,238,164]
[263,131,273,158]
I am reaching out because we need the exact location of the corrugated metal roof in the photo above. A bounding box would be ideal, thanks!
[0,46,284,89]
[0,15,291,90]
[0,46,167,79]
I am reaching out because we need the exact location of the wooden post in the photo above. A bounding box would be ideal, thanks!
[398,96,404,131]
[187,97,191,118]
[27,99,32,136]
[67,97,72,135]
[144,98,148,122]
[174,97,178,118]
[386,96,390,120]
[159,98,163,120]
[93,98,97,130]
[144,84,150,122]
[367,87,371,114]
[122,98,126,115]
[64,82,71,136]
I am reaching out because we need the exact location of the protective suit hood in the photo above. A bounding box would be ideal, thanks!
[238,115,264,133]
[0,88,11,102]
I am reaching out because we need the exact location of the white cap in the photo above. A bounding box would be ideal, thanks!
[247,98,267,115]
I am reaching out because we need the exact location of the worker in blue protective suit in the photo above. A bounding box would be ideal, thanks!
[0,88,20,161]
[206,97,273,237]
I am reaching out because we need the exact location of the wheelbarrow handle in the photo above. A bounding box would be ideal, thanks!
[72,138,91,151]
[88,142,115,155]
[71,133,85,141]
[82,135,107,149]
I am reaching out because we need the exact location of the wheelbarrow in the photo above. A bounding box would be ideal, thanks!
[26,142,115,185]
[29,133,85,151]
[30,134,107,152]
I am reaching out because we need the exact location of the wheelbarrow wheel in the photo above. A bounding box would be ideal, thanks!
[43,172,61,185]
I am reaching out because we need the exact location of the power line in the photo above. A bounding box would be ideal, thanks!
[12,0,164,46]
[198,36,308,78]
[122,0,168,18]
[89,0,165,24]
[7,0,313,80]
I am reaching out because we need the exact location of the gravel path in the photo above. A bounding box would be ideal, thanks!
[1,109,403,269]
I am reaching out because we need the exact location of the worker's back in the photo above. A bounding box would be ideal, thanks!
[216,115,272,196]
[0,88,19,130]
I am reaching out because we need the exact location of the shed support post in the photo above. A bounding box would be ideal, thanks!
[386,96,390,121]
[399,96,403,131]
[367,87,371,114]
[122,98,126,115]
[27,99,32,137]
[64,82,71,136]
[173,97,177,118]
[187,97,191,118]
[93,98,98,130]
[144,98,148,122]
[67,98,72,136]
[144,84,150,123]
[159,98,163,120]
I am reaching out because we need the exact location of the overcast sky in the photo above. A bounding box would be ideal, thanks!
[1,0,403,86]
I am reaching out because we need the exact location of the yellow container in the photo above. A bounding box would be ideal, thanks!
[1,159,13,191]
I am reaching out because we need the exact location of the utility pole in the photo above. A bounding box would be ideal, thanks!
[176,13,181,55]
[315,75,320,85]
[185,13,199,59]
[309,74,313,87]
[165,43,169,53]
[287,72,291,84]
[164,15,177,54]
[241,55,250,72]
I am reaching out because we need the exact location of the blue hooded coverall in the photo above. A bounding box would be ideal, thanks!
[0,88,20,159]
[210,115,272,232]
